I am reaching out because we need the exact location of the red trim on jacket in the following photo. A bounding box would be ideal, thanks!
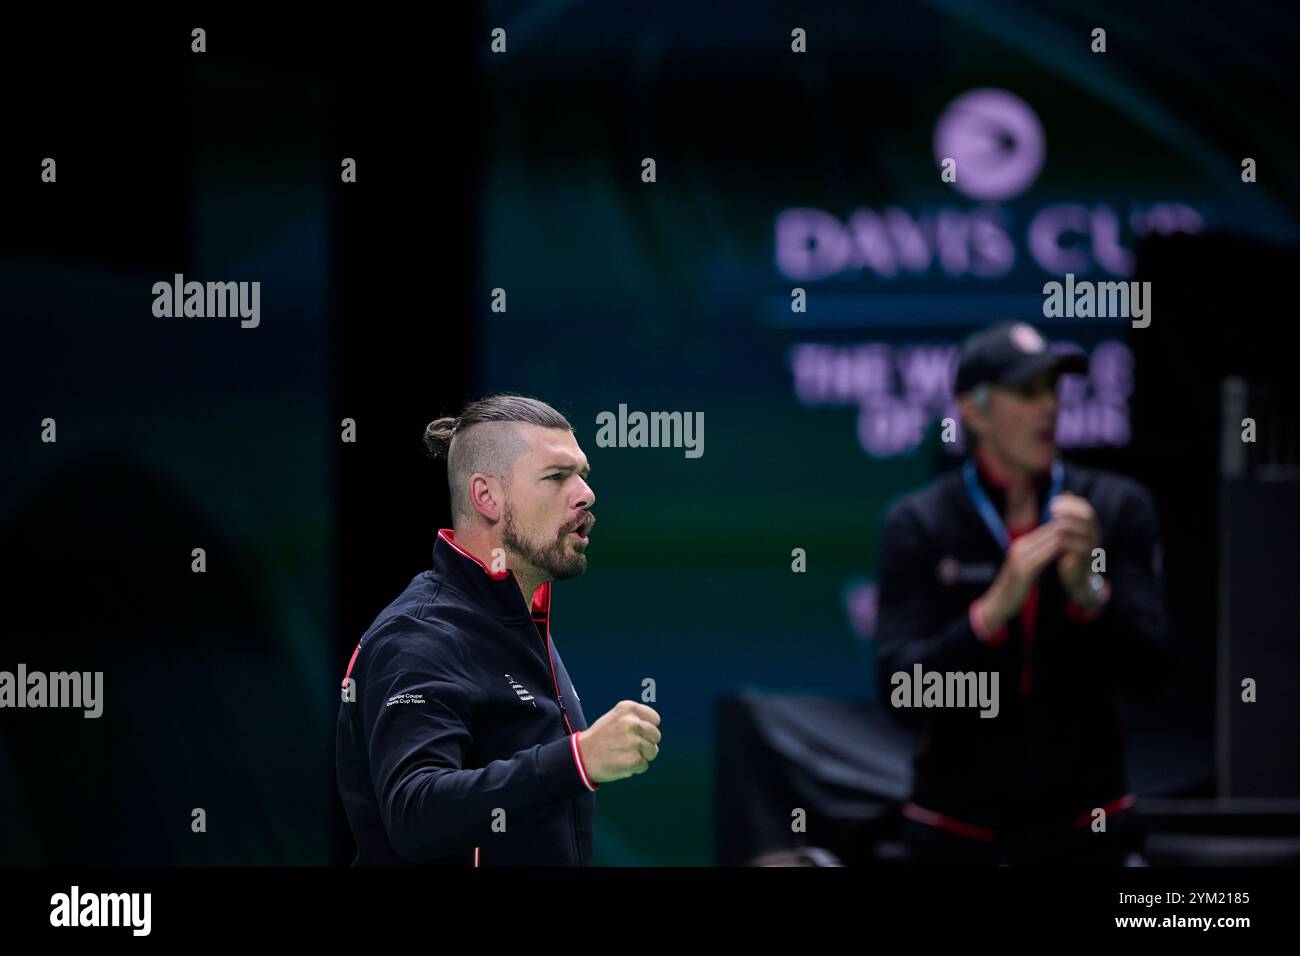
[571,733,597,791]
[1071,792,1135,828]
[341,641,362,686]
[437,528,510,581]
[974,446,1051,495]
[903,802,997,842]
[1006,524,1040,694]
[905,793,1136,840]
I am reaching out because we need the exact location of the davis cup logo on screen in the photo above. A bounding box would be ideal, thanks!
[774,86,1202,284]
[933,88,1046,201]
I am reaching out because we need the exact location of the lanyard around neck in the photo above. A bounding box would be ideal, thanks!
[962,458,1064,552]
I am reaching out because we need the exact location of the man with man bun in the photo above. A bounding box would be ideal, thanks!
[336,394,660,865]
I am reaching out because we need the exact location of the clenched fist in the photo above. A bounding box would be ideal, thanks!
[576,700,661,783]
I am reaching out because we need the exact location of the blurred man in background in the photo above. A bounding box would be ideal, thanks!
[875,321,1169,865]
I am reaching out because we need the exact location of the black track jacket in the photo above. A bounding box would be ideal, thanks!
[875,458,1168,836]
[337,529,598,866]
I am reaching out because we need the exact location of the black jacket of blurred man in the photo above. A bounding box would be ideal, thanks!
[336,395,662,865]
[875,322,1168,865]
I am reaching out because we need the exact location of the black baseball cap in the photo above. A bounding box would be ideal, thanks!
[953,321,1088,395]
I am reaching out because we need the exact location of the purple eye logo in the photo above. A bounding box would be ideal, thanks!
[933,89,1046,201]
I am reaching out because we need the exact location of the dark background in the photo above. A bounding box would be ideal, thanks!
[1,4,1297,865]
[1,14,478,864]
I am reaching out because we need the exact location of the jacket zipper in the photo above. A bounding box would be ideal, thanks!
[534,614,575,736]
[534,614,583,864]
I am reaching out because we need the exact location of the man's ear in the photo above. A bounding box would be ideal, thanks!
[468,473,503,522]
[956,394,985,443]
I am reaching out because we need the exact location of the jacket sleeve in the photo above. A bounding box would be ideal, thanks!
[360,620,596,863]
[1064,482,1170,693]
[874,501,1001,717]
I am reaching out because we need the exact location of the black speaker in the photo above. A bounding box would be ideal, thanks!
[1218,378,1300,798]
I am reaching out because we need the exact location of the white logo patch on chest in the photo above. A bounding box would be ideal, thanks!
[936,556,999,585]
[505,674,538,707]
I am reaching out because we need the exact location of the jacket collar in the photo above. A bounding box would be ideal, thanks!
[434,528,552,626]
[972,447,1052,519]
